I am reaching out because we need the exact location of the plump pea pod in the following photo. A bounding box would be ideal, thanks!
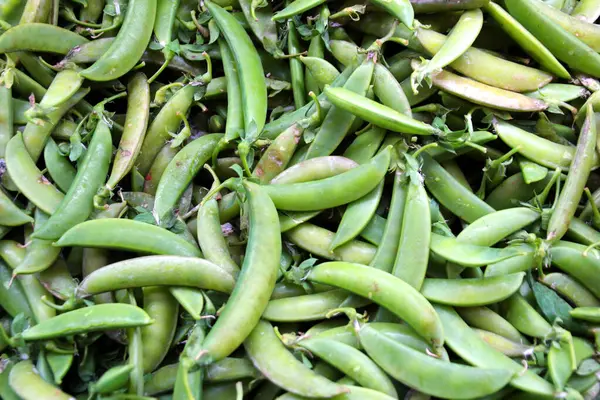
[571,307,600,322]
[392,177,430,289]
[547,105,596,242]
[288,19,306,109]
[0,23,88,54]
[279,210,321,233]
[305,34,325,96]
[301,56,340,91]
[264,147,390,211]
[272,0,326,21]
[457,306,526,343]
[245,319,347,397]
[154,0,180,47]
[434,305,555,397]
[78,255,235,295]
[343,126,386,164]
[81,0,156,81]
[153,134,222,226]
[55,219,202,257]
[415,28,554,91]
[13,208,60,275]
[0,261,33,318]
[572,0,600,22]
[297,337,397,398]
[9,360,72,400]
[373,63,411,117]
[90,364,134,395]
[198,182,281,364]
[33,121,112,240]
[456,208,540,246]
[414,9,483,86]
[263,290,370,322]
[19,0,52,23]
[501,293,552,338]
[40,69,84,109]
[306,261,445,351]
[410,0,489,13]
[358,323,512,400]
[421,272,525,307]
[548,336,576,392]
[474,329,532,357]
[143,143,179,195]
[324,86,439,135]
[285,223,376,265]
[483,1,569,79]
[271,156,358,184]
[305,61,374,159]
[277,385,399,400]
[44,138,76,193]
[506,0,600,77]
[20,303,153,341]
[0,84,14,158]
[253,123,302,184]
[540,273,600,307]
[197,199,240,277]
[136,85,195,177]
[106,73,150,190]
[0,188,30,227]
[206,1,267,136]
[141,287,178,374]
[526,83,589,103]
[6,132,64,215]
[430,233,525,267]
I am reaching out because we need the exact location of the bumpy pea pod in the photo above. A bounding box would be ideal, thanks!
[197,181,281,364]
[306,261,444,352]
[412,8,483,89]
[32,120,112,240]
[271,156,359,185]
[457,306,526,343]
[301,56,340,91]
[457,208,540,246]
[81,0,156,81]
[244,319,347,397]
[359,323,513,399]
[430,233,524,267]
[9,360,72,400]
[105,73,150,191]
[206,1,267,136]
[13,208,60,275]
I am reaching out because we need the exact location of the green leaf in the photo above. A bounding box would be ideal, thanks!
[169,219,187,234]
[133,211,157,226]
[298,258,318,270]
[148,40,163,51]
[208,19,220,45]
[229,164,244,179]
[165,39,181,55]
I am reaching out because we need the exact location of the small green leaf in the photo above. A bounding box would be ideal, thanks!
[298,258,318,270]
[148,40,163,51]
[133,211,157,226]
[229,164,244,179]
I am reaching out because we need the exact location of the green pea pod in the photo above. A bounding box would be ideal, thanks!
[136,85,195,177]
[272,0,327,21]
[456,208,540,246]
[434,305,555,397]
[253,123,302,184]
[373,63,412,117]
[285,223,376,265]
[20,303,152,341]
[43,138,76,193]
[78,255,235,295]
[484,1,570,79]
[501,293,552,338]
[13,208,60,275]
[141,287,178,373]
[457,306,525,343]
[323,86,439,135]
[153,134,222,226]
[343,126,386,164]
[0,261,33,318]
[0,357,20,400]
[307,261,444,351]
[245,319,347,397]
[264,147,390,211]
[506,0,600,77]
[143,143,179,196]
[9,360,72,400]
[572,0,600,22]
[90,364,134,395]
[540,273,600,307]
[33,121,112,240]
[548,335,576,391]
[0,23,87,54]
[271,156,358,184]
[301,56,340,91]
[40,69,84,109]
[0,188,30,227]
[106,73,150,190]
[298,337,397,397]
[288,19,306,109]
[305,33,325,96]
[571,307,600,322]
[154,0,180,47]
[431,233,524,267]
[358,323,512,399]
[474,329,532,357]
[0,84,13,158]
[198,182,281,364]
[411,0,489,13]
[421,273,525,307]
[206,1,267,136]
[6,133,64,215]
[415,28,554,92]
[55,219,202,257]
[81,0,157,81]
[547,105,596,242]
[46,351,73,385]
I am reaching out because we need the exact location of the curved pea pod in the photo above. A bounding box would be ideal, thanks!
[475,329,533,357]
[39,69,84,109]
[483,1,569,79]
[0,23,88,54]
[301,56,340,91]
[285,223,376,265]
[548,336,577,392]
[105,73,151,191]
[142,143,179,196]
[485,172,553,210]
[501,293,553,338]
[422,153,495,223]
[13,208,60,275]
[279,210,321,233]
[411,0,489,13]
[457,306,526,343]
[434,305,555,397]
[373,63,411,117]
[153,134,222,226]
[20,303,153,341]
[550,241,600,298]
[573,0,600,22]
[571,307,600,322]
[264,147,390,211]
[44,138,76,193]
[0,261,33,318]
[358,323,513,400]
[297,337,397,398]
[141,287,178,374]
[540,273,600,308]
[9,360,73,400]
[323,86,439,135]
[526,84,589,103]
[253,123,303,184]
[245,320,347,398]
[33,120,112,241]
[506,0,600,78]
[78,255,235,295]
[271,156,358,185]
[90,364,134,395]
[0,189,32,227]
[272,0,326,21]
[430,232,524,267]
[421,272,525,307]
[306,261,445,352]
[456,208,540,246]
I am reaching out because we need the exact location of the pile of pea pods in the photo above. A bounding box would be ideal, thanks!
[4,0,600,399]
